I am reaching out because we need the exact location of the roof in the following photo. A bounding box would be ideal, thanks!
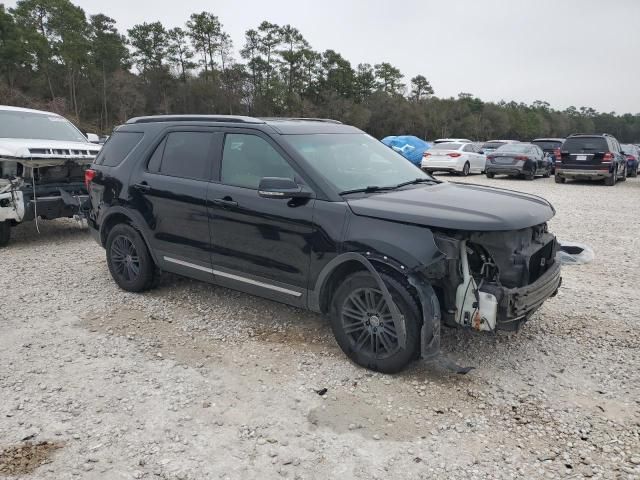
[0,105,62,116]
[125,115,361,135]
[532,138,565,142]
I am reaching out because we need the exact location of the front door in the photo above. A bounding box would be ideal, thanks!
[207,131,315,307]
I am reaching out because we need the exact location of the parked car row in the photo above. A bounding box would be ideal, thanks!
[419,133,638,186]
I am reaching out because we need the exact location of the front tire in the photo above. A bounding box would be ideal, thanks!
[329,271,422,374]
[106,223,156,292]
[0,221,10,247]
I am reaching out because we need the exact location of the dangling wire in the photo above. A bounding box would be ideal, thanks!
[32,170,40,234]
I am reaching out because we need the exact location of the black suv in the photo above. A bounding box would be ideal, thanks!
[555,133,627,185]
[87,116,562,373]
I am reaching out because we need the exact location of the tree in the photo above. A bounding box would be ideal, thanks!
[0,5,28,88]
[128,21,168,74]
[167,27,195,82]
[410,75,433,101]
[88,13,128,129]
[374,62,404,95]
[186,12,222,80]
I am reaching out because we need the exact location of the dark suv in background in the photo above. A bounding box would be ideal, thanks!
[555,133,627,185]
[531,138,564,174]
[87,116,561,373]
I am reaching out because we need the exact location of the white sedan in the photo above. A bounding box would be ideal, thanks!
[421,142,486,176]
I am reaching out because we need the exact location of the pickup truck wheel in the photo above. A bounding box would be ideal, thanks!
[330,271,421,374]
[0,221,10,247]
[106,224,156,292]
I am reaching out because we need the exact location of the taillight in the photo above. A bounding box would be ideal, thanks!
[602,152,613,162]
[447,153,461,158]
[626,155,636,161]
[515,155,528,160]
[553,148,561,161]
[487,156,494,162]
[423,152,431,158]
[84,168,96,188]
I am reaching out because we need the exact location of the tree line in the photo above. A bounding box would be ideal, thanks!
[1,0,639,142]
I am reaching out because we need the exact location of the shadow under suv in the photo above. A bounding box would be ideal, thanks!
[87,116,562,373]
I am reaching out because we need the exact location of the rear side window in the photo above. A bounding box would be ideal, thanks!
[152,132,213,180]
[562,137,608,153]
[96,131,143,167]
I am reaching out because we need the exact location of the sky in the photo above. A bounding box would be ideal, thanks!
[4,0,640,113]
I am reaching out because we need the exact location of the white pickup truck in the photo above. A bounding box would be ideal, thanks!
[0,106,101,246]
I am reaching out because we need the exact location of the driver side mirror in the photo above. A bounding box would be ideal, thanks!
[258,177,312,199]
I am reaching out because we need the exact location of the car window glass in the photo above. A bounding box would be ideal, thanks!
[147,137,166,173]
[562,137,608,153]
[221,133,296,189]
[462,144,474,152]
[96,131,143,167]
[157,132,212,180]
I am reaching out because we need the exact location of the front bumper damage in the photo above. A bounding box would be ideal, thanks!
[479,258,562,330]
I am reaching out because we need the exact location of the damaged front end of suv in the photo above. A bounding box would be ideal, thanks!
[0,106,100,246]
[431,224,561,334]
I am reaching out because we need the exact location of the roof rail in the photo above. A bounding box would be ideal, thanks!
[569,132,613,137]
[126,115,265,125]
[260,117,343,124]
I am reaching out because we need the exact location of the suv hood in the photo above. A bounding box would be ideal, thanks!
[345,182,555,231]
[0,138,100,157]
[0,138,100,167]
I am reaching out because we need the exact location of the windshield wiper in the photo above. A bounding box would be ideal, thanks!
[339,178,437,196]
[339,185,394,195]
[390,178,438,189]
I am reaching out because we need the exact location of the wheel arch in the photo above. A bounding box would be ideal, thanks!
[100,207,158,264]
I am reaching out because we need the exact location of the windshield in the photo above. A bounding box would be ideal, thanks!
[496,144,532,153]
[431,142,462,150]
[0,110,87,142]
[284,133,431,193]
[532,140,562,151]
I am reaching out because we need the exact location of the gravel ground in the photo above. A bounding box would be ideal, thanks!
[1,175,639,480]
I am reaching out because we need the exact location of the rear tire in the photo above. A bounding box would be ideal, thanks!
[0,221,10,247]
[106,223,156,292]
[555,175,566,184]
[329,271,422,374]
[486,172,495,179]
[619,165,627,182]
[630,166,638,178]
[525,167,536,180]
[460,162,470,177]
[604,170,616,186]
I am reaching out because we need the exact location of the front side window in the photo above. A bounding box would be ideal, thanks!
[153,132,212,180]
[221,134,296,189]
[284,133,430,193]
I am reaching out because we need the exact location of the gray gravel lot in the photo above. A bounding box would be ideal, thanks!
[1,175,639,479]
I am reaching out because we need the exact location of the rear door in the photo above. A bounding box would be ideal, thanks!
[128,128,218,280]
[560,136,608,171]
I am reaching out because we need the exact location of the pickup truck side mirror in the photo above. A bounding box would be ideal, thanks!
[258,177,312,199]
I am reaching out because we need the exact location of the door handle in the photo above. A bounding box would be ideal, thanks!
[211,198,238,207]
[133,182,151,193]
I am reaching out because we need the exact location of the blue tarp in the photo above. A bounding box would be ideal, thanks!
[381,135,432,166]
